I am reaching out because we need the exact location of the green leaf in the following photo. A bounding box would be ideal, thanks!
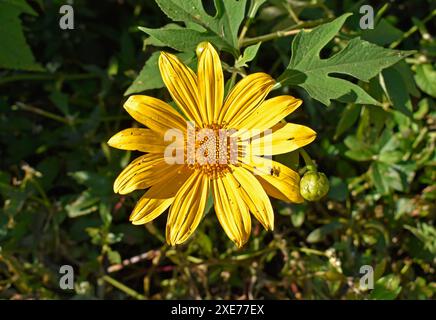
[142,23,186,48]
[107,248,122,265]
[235,42,261,68]
[125,53,162,95]
[278,13,413,106]
[404,222,436,254]
[344,135,376,161]
[139,26,226,53]
[355,106,388,143]
[69,171,112,197]
[306,220,343,243]
[383,166,404,192]
[345,149,374,162]
[190,231,213,256]
[394,61,420,98]
[291,210,305,228]
[415,64,436,97]
[66,191,99,218]
[151,0,247,55]
[290,204,305,228]
[247,0,267,18]
[49,90,70,116]
[370,274,402,300]
[378,151,403,164]
[361,18,403,46]
[202,188,214,216]
[380,67,413,117]
[99,201,112,227]
[327,176,348,201]
[125,51,194,95]
[334,104,361,139]
[378,136,403,164]
[414,97,431,120]
[1,0,37,15]
[371,161,406,194]
[0,0,43,71]
[370,162,390,195]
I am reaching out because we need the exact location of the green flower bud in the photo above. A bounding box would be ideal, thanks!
[300,171,330,201]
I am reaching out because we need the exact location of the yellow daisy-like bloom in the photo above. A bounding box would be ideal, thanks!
[108,42,316,248]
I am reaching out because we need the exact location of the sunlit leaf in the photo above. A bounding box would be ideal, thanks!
[279,14,413,106]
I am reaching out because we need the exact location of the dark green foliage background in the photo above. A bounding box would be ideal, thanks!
[0,0,435,299]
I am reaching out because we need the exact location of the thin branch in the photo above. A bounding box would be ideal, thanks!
[107,250,158,273]
[390,9,436,49]
[102,275,145,300]
[0,73,98,85]
[241,18,333,47]
[14,102,73,125]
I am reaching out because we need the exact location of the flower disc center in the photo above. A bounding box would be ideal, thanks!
[186,124,237,178]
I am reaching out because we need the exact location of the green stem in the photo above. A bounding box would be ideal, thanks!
[229,70,238,89]
[375,3,390,24]
[238,0,265,48]
[271,82,282,91]
[242,29,301,47]
[30,179,51,209]
[242,18,332,47]
[14,103,130,125]
[300,149,316,172]
[285,3,301,24]
[14,102,73,125]
[102,275,145,300]
[319,3,334,18]
[390,9,436,49]
[300,247,327,257]
[238,20,252,46]
[0,73,98,85]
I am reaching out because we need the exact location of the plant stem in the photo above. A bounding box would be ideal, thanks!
[0,73,98,85]
[238,21,251,46]
[238,0,266,46]
[300,149,316,172]
[14,102,130,125]
[241,18,332,47]
[102,275,145,300]
[30,179,50,209]
[390,9,436,49]
[107,250,157,273]
[375,3,390,24]
[286,4,301,24]
[229,71,238,89]
[14,102,73,125]
[242,29,301,47]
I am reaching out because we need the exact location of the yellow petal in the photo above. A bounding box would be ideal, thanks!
[123,95,187,135]
[212,173,251,248]
[159,52,203,126]
[249,122,316,155]
[129,167,193,225]
[107,128,169,153]
[166,171,209,245]
[232,167,274,230]
[114,154,171,195]
[219,73,275,127]
[242,156,304,203]
[197,42,224,125]
[130,197,173,225]
[234,95,302,139]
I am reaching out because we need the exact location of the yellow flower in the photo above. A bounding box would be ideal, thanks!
[108,42,316,248]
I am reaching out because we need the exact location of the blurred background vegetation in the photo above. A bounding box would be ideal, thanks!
[0,0,435,299]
